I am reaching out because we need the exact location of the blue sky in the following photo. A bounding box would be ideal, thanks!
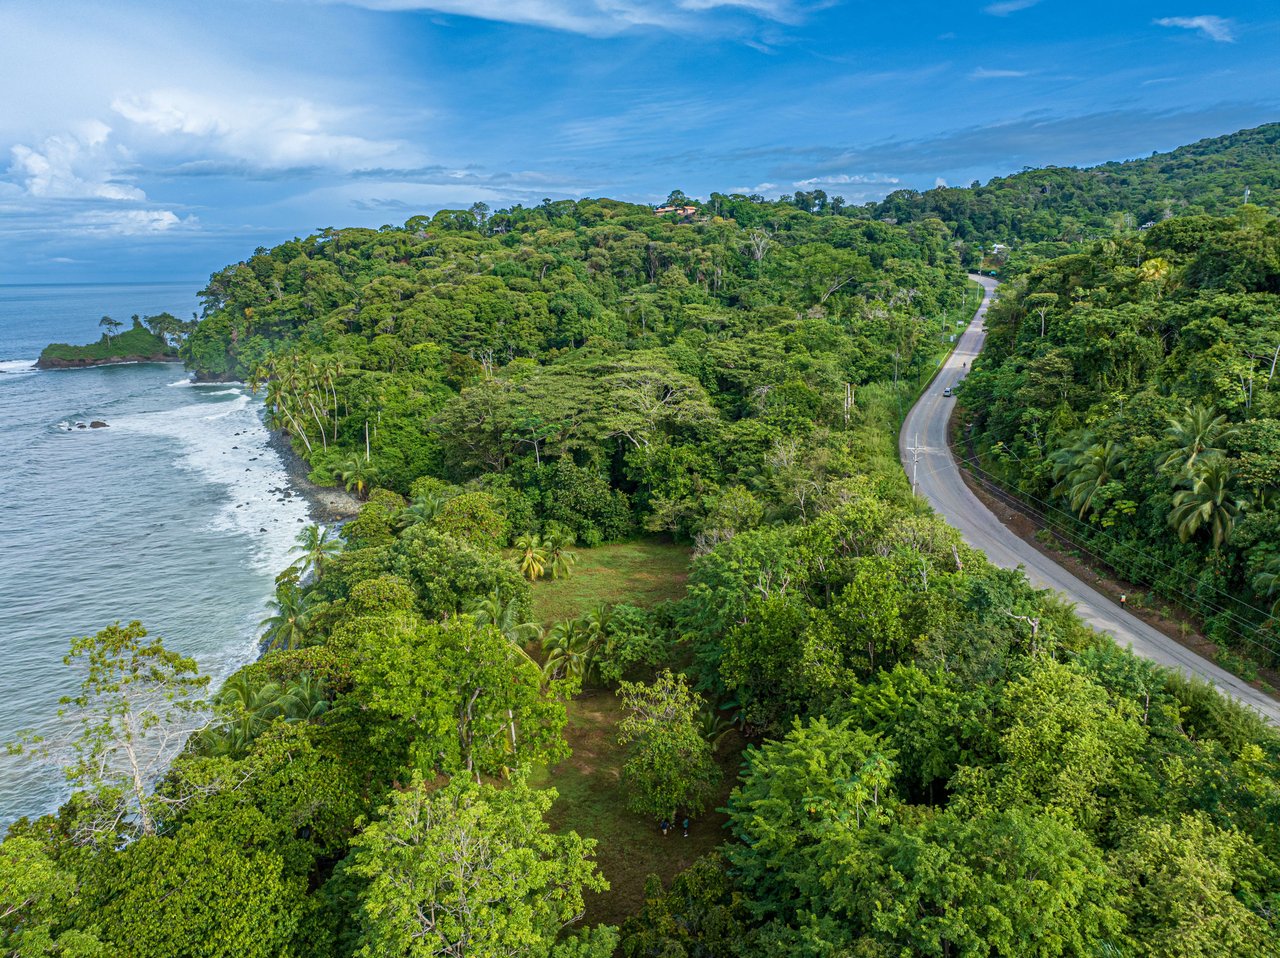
[0,0,1276,283]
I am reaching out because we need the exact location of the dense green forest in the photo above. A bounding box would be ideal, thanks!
[37,315,181,369]
[6,137,1280,958]
[963,206,1280,678]
[872,122,1280,269]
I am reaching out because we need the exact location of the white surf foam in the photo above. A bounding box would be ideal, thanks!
[111,395,311,575]
[108,393,313,678]
[0,359,37,377]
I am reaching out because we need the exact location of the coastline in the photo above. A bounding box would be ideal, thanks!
[264,428,363,523]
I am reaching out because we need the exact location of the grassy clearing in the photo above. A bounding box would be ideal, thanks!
[536,691,744,928]
[530,538,691,625]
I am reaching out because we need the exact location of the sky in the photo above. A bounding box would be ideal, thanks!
[0,0,1276,283]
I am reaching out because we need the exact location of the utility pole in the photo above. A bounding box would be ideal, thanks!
[910,432,920,496]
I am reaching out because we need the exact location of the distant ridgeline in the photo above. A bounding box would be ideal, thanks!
[869,122,1280,271]
[37,315,183,369]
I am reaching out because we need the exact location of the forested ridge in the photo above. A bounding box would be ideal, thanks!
[5,136,1280,958]
[872,121,1280,268]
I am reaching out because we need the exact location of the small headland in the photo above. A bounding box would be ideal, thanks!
[37,317,180,370]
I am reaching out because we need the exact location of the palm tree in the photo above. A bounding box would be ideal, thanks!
[278,674,331,722]
[467,590,542,667]
[543,524,579,580]
[1157,405,1239,476]
[260,584,312,651]
[196,673,331,757]
[290,523,343,581]
[1050,433,1128,520]
[514,532,548,581]
[395,492,450,532]
[337,458,378,499]
[1169,457,1248,550]
[541,617,598,682]
[1252,556,1280,614]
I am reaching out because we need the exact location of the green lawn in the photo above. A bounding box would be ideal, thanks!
[535,691,743,928]
[530,538,691,625]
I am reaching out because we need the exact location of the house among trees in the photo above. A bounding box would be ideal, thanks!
[654,204,699,219]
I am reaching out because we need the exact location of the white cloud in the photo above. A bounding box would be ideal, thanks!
[323,0,827,35]
[8,123,143,200]
[935,177,947,187]
[112,90,418,172]
[794,173,900,187]
[1154,15,1235,42]
[970,67,1030,79]
[984,0,1041,16]
[77,209,191,235]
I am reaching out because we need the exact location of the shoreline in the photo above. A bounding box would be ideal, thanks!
[264,428,363,523]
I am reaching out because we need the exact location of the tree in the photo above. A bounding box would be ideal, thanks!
[89,822,304,958]
[1050,433,1129,520]
[434,492,508,549]
[514,532,548,581]
[865,808,1126,957]
[467,589,542,667]
[353,618,567,778]
[18,622,210,840]
[259,582,312,651]
[1158,404,1240,475]
[0,836,104,956]
[1110,813,1274,957]
[289,523,343,581]
[724,716,895,937]
[336,458,378,500]
[616,670,720,822]
[98,316,122,344]
[350,773,606,958]
[1169,456,1248,549]
[542,524,578,580]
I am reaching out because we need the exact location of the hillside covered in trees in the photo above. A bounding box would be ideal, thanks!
[964,206,1280,677]
[6,133,1280,958]
[871,122,1280,264]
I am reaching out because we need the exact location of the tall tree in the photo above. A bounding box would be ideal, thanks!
[616,670,720,822]
[18,622,210,840]
[350,774,606,958]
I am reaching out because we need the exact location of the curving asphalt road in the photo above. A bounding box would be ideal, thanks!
[900,274,1280,724]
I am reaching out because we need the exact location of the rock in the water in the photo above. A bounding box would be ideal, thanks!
[89,420,108,428]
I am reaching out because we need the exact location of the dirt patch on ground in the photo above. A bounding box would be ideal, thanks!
[538,689,743,929]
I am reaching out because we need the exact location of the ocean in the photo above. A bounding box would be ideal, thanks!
[0,283,311,826]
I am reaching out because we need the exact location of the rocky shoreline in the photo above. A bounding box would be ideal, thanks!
[35,354,182,370]
[264,429,363,523]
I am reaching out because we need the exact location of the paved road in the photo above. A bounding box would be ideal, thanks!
[900,274,1280,724]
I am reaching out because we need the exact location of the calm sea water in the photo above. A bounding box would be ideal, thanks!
[0,283,311,826]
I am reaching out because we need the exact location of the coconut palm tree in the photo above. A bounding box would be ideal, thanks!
[467,590,542,667]
[259,584,312,651]
[336,458,378,499]
[395,492,451,532]
[1169,457,1248,550]
[541,617,597,682]
[1252,556,1280,614]
[1050,433,1128,520]
[543,524,579,580]
[278,674,331,722]
[1157,404,1239,477]
[514,532,548,581]
[290,523,343,582]
[541,606,610,683]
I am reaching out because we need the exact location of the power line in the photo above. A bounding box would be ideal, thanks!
[933,448,1280,663]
